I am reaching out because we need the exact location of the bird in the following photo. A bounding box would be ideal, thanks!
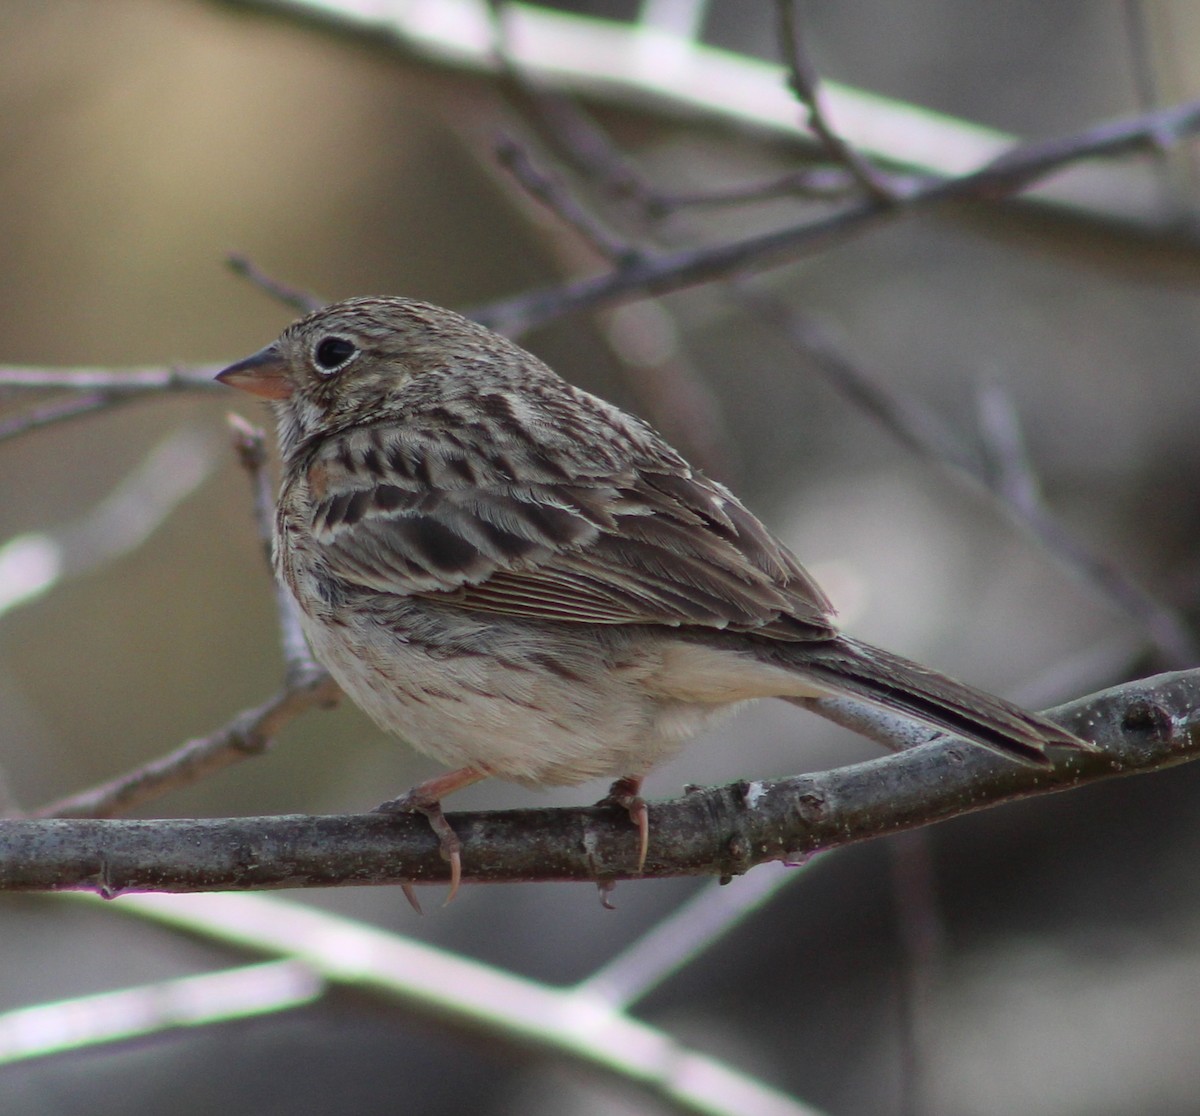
[217,295,1088,897]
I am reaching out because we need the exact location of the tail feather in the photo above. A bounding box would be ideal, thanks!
[780,635,1087,765]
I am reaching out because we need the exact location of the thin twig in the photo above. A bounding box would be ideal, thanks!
[494,131,641,265]
[975,379,1043,511]
[736,289,1199,666]
[226,254,325,314]
[471,96,1200,335]
[491,122,738,476]
[0,392,136,444]
[774,0,896,203]
[19,419,336,823]
[0,364,222,393]
[227,414,324,685]
[650,168,868,213]
[576,860,813,1009]
[26,675,339,821]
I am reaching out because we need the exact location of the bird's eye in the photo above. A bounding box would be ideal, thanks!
[313,336,357,372]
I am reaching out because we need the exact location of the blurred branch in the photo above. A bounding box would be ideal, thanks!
[0,364,222,393]
[483,89,1199,664]
[774,0,895,203]
[576,859,812,1009]
[41,889,825,1116]
[4,668,1198,892]
[736,289,1200,665]
[226,414,326,684]
[494,130,640,264]
[218,0,1192,235]
[226,253,325,314]
[21,423,337,822]
[25,674,338,824]
[0,429,219,619]
[0,391,139,444]
[491,122,738,476]
[0,959,323,1065]
[471,96,1200,335]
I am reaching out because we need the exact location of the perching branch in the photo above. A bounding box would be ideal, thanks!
[4,669,1197,893]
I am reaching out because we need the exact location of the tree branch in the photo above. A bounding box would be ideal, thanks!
[470,96,1200,336]
[4,669,1196,894]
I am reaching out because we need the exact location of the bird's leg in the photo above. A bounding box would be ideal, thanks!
[603,775,649,873]
[374,766,486,905]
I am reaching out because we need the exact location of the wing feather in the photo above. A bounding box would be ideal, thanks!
[301,414,836,640]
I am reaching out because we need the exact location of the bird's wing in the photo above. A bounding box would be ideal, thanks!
[300,420,836,640]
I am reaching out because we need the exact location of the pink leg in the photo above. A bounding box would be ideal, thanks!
[604,775,649,873]
[375,766,487,905]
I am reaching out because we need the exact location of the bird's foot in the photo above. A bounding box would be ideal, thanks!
[603,775,649,873]
[375,766,485,907]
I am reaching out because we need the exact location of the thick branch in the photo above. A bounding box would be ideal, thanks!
[3,670,1196,894]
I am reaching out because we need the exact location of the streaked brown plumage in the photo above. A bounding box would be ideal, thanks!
[218,296,1088,894]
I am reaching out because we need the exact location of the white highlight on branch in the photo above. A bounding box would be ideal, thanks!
[0,429,217,619]
[0,534,63,614]
[0,960,322,1064]
[260,0,1155,220]
[79,890,827,1116]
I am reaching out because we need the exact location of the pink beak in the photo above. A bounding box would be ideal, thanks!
[216,344,291,400]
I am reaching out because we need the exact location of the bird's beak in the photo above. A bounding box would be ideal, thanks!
[216,344,292,400]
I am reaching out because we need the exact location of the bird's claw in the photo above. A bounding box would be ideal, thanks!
[603,775,649,873]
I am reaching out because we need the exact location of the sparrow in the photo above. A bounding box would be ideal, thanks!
[217,295,1087,896]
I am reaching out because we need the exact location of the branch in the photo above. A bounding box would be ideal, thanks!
[226,253,325,313]
[26,674,338,823]
[774,0,896,203]
[216,0,1195,237]
[734,288,1200,665]
[21,420,336,821]
[0,364,222,392]
[48,889,825,1116]
[4,669,1196,893]
[470,97,1200,335]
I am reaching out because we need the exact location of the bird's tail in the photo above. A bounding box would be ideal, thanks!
[775,635,1087,765]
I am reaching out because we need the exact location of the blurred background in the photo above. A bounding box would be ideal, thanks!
[3,2,1200,1114]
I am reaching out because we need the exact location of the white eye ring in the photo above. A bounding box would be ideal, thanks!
[312,336,358,374]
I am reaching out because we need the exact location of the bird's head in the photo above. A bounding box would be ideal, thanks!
[217,296,525,457]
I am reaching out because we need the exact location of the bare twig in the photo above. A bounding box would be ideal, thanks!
[737,290,1199,665]
[26,674,339,822]
[0,364,222,393]
[576,860,812,1009]
[774,0,896,203]
[491,122,738,476]
[227,414,325,685]
[20,418,339,822]
[68,890,825,1116]
[494,131,641,265]
[0,959,324,1065]
[226,254,325,314]
[0,392,136,444]
[975,379,1043,511]
[471,96,1200,336]
[649,168,868,213]
[5,668,1198,891]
